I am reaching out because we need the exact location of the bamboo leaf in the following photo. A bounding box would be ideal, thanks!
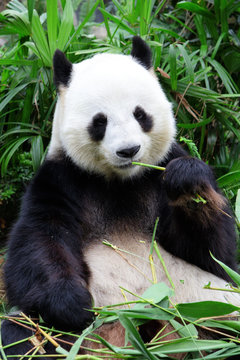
[47,0,58,57]
[66,0,101,49]
[0,83,29,113]
[1,137,31,176]
[217,171,240,188]
[118,313,158,360]
[177,44,194,83]
[65,318,104,360]
[177,1,212,18]
[169,44,177,91]
[27,0,35,23]
[176,301,239,319]
[170,319,198,338]
[31,136,44,172]
[235,189,240,224]
[151,339,236,355]
[210,253,240,288]
[31,10,51,66]
[57,0,74,51]
[99,8,136,35]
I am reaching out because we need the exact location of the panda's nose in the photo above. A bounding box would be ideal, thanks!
[116,145,141,158]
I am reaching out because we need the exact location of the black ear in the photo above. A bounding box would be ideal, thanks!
[53,50,73,90]
[131,36,152,69]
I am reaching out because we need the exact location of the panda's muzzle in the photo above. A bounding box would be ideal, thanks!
[116,145,141,159]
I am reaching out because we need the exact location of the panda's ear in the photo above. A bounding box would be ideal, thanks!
[131,36,152,70]
[53,49,73,90]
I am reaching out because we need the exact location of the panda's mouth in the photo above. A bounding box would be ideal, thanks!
[116,162,134,169]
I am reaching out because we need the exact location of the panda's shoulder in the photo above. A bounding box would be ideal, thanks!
[31,153,81,188]
[160,141,187,166]
[21,154,86,212]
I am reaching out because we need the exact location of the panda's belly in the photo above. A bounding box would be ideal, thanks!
[84,232,240,307]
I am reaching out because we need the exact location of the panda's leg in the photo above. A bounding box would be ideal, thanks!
[4,226,94,332]
[159,156,237,280]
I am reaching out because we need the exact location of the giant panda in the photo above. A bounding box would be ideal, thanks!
[1,36,239,358]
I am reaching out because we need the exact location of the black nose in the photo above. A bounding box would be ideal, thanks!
[116,145,141,158]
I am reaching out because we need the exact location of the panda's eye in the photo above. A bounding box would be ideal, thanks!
[133,107,147,122]
[88,113,107,141]
[93,113,107,127]
[133,106,153,132]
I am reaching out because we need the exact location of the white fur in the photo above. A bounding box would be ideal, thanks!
[85,233,240,307]
[48,53,176,178]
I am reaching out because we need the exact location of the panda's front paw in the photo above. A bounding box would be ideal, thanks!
[163,156,215,202]
[38,283,94,331]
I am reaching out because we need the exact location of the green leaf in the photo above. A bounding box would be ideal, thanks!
[66,0,101,49]
[179,137,201,159]
[119,313,158,360]
[177,44,194,83]
[134,283,174,309]
[0,137,31,176]
[0,83,29,113]
[27,0,35,23]
[1,9,31,36]
[65,318,104,360]
[217,171,240,188]
[235,189,240,224]
[170,319,198,338]
[176,301,239,319]
[31,136,44,172]
[210,253,240,288]
[151,338,236,355]
[207,58,238,94]
[177,1,212,18]
[31,10,51,66]
[47,0,58,57]
[177,117,213,129]
[57,0,74,51]
[119,308,173,321]
[169,44,177,91]
[99,8,136,35]
[0,59,40,66]
[194,14,207,56]
[201,319,240,334]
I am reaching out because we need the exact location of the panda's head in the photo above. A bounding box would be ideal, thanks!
[48,37,176,179]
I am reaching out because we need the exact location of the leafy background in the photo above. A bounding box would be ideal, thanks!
[0,0,240,358]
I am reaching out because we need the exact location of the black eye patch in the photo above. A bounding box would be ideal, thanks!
[88,113,107,141]
[133,106,153,132]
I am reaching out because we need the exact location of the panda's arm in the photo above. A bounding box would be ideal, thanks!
[4,159,93,331]
[158,143,237,281]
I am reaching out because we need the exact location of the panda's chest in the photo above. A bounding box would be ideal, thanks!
[80,178,160,238]
[84,231,155,307]
[84,232,240,308]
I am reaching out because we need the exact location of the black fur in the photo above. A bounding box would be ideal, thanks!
[131,36,152,69]
[133,106,153,132]
[53,50,73,90]
[88,113,108,141]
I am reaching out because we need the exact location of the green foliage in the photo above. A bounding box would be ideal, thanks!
[2,278,240,358]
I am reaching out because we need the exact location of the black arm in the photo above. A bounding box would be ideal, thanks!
[4,158,93,331]
[158,143,237,281]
